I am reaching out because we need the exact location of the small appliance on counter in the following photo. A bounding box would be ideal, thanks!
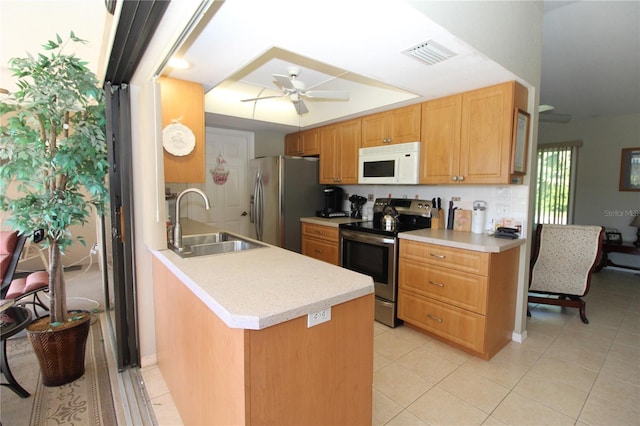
[316,186,348,218]
[348,194,367,218]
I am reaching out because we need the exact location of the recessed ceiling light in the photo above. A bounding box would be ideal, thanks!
[168,57,190,69]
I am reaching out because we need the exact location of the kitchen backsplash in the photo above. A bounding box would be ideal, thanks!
[340,184,530,237]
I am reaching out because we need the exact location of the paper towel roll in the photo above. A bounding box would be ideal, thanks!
[472,201,487,234]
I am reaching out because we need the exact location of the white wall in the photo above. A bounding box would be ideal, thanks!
[539,113,640,268]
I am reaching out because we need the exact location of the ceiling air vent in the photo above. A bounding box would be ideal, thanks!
[403,40,455,65]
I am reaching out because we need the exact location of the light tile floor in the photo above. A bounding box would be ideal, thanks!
[140,268,639,425]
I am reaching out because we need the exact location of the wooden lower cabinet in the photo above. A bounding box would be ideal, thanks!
[301,222,340,265]
[153,256,373,425]
[398,239,519,360]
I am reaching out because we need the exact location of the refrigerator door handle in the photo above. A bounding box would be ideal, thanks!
[254,170,263,241]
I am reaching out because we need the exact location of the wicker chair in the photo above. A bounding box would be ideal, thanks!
[1,231,49,317]
[528,224,604,324]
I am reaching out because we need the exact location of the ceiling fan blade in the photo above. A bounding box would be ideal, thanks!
[539,112,571,123]
[304,90,350,100]
[293,99,308,115]
[273,74,294,90]
[240,94,285,102]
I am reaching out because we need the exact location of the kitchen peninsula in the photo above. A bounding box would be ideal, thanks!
[151,232,374,425]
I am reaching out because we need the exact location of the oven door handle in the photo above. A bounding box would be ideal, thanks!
[340,229,396,246]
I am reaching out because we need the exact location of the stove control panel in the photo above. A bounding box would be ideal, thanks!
[372,198,434,218]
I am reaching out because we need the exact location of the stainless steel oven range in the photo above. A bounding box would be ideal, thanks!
[339,198,433,327]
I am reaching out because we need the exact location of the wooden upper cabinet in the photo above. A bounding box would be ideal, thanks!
[421,81,528,185]
[160,77,205,183]
[420,94,462,184]
[361,104,421,148]
[285,128,319,156]
[319,118,361,185]
[284,132,300,156]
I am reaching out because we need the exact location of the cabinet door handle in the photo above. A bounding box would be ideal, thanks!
[458,175,464,181]
[451,176,458,182]
[427,314,443,323]
[430,253,446,259]
[314,249,323,254]
[429,280,445,287]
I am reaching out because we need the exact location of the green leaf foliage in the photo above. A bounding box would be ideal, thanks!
[0,32,109,252]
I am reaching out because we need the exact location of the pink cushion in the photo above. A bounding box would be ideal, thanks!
[0,231,18,255]
[5,271,49,300]
[0,231,19,281]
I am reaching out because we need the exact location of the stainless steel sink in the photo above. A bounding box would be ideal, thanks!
[169,232,266,258]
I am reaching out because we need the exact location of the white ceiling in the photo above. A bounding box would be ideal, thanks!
[167,0,519,132]
[164,0,639,133]
[2,1,638,135]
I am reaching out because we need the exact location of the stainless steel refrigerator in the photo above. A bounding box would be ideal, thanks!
[249,156,324,252]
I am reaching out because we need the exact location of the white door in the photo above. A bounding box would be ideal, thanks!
[202,127,253,236]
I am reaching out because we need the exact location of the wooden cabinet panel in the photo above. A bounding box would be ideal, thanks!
[301,222,340,265]
[319,118,360,184]
[420,81,528,184]
[420,94,462,184]
[361,104,420,148]
[400,239,488,275]
[160,77,205,183]
[285,128,320,156]
[460,83,514,183]
[285,132,301,156]
[302,237,340,265]
[398,239,519,360]
[399,258,487,314]
[398,291,485,352]
[153,256,374,425]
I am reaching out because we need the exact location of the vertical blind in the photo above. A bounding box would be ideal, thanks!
[534,141,581,224]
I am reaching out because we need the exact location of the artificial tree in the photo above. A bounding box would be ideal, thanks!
[0,32,109,326]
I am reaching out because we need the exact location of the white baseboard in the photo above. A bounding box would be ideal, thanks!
[512,330,527,343]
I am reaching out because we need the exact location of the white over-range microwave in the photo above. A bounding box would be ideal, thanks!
[358,141,420,185]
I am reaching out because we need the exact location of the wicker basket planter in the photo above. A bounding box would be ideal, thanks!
[26,311,91,386]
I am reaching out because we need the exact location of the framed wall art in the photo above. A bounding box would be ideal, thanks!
[511,109,530,175]
[619,147,640,191]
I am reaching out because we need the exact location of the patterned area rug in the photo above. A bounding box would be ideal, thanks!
[1,317,117,425]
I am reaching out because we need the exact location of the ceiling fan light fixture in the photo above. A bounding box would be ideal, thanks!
[403,40,456,65]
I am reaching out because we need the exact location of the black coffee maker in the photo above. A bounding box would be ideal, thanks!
[316,186,346,217]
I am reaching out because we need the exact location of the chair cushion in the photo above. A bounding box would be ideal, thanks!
[5,271,49,300]
[0,231,19,281]
[530,225,602,296]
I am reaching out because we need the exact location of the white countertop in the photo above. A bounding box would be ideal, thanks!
[300,216,365,227]
[152,237,373,331]
[399,229,526,253]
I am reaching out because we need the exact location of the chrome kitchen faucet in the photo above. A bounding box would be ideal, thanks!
[172,188,211,250]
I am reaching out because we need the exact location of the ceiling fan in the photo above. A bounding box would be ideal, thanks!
[538,104,572,123]
[241,66,350,115]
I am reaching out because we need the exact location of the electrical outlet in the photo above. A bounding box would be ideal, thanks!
[307,307,331,328]
[90,243,99,254]
[368,194,374,201]
[451,197,461,202]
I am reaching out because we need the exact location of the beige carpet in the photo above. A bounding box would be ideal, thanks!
[1,316,117,425]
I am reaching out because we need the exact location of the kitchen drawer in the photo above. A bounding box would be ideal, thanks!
[398,291,485,353]
[399,258,487,314]
[301,236,339,265]
[400,239,488,275]
[302,223,339,243]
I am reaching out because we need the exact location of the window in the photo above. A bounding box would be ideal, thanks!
[534,141,581,224]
